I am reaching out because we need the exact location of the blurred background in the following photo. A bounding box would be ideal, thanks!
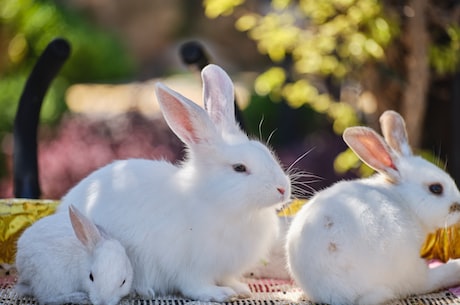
[0,0,459,199]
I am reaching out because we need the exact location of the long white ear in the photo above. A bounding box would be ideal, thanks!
[201,64,241,134]
[69,205,102,252]
[343,127,401,182]
[155,82,219,146]
[379,110,412,156]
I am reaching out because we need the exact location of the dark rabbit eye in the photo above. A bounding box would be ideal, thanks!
[233,163,247,173]
[89,272,94,282]
[120,279,126,287]
[429,183,443,195]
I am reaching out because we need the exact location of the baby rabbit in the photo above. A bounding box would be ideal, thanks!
[15,205,133,305]
[287,110,460,305]
[58,64,292,302]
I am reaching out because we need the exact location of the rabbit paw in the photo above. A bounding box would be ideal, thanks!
[221,279,252,298]
[357,287,395,305]
[14,282,32,297]
[39,292,90,305]
[182,284,237,302]
[134,287,156,299]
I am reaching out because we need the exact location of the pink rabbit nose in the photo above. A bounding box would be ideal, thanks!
[277,187,285,195]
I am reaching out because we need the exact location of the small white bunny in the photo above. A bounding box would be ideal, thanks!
[58,64,292,302]
[15,205,133,305]
[286,110,460,305]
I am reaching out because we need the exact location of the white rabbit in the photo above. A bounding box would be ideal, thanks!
[15,205,133,305]
[58,64,292,302]
[245,216,292,280]
[286,110,460,305]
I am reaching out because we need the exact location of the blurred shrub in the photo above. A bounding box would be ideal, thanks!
[243,93,329,147]
[0,0,136,132]
[204,0,460,177]
[205,0,398,134]
[429,24,460,75]
[0,0,136,182]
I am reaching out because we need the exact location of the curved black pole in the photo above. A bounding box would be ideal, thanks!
[179,41,246,132]
[13,38,71,198]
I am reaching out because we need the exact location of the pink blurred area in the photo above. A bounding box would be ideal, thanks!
[0,112,184,199]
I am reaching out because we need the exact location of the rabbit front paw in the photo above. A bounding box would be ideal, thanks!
[182,284,238,302]
[220,278,252,298]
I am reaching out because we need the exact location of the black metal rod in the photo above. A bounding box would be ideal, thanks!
[13,38,71,198]
[179,41,246,132]
[452,70,460,185]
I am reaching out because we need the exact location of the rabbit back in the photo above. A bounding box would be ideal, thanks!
[58,65,291,301]
[287,111,460,304]
[62,158,280,297]
[287,179,427,304]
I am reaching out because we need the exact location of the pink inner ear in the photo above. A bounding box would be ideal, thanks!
[158,88,202,144]
[358,134,398,171]
[69,207,93,247]
[175,108,200,144]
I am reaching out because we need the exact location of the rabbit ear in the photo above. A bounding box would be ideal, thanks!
[343,127,401,182]
[201,64,241,134]
[155,82,219,146]
[379,110,412,156]
[69,205,103,252]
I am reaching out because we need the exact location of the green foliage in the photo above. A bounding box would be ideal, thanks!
[203,0,398,175]
[0,0,136,133]
[205,1,460,177]
[203,0,244,18]
[429,25,460,75]
[204,0,397,137]
[334,148,373,177]
[243,93,328,147]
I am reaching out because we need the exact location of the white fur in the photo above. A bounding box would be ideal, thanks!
[58,64,292,302]
[287,110,460,305]
[245,216,292,280]
[15,205,133,305]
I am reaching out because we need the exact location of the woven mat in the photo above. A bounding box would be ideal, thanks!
[1,276,460,305]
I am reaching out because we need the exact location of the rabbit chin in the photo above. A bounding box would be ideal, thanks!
[87,283,126,305]
[89,295,122,305]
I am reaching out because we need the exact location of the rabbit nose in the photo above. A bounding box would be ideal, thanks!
[277,187,285,195]
[449,202,460,213]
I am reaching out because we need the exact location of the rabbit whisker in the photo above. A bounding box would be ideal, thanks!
[291,185,316,198]
[256,116,278,146]
[288,170,323,181]
[430,146,448,171]
[267,129,278,146]
[258,116,265,141]
[286,148,316,173]
[287,166,322,199]
[442,157,448,171]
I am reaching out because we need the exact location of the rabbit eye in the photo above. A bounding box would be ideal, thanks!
[121,279,126,287]
[89,272,94,282]
[232,163,247,173]
[429,183,443,195]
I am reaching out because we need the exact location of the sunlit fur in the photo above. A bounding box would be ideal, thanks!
[15,210,133,305]
[287,116,460,305]
[59,65,291,302]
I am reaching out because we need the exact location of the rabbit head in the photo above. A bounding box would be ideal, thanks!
[154,64,291,211]
[69,205,133,305]
[343,110,460,234]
